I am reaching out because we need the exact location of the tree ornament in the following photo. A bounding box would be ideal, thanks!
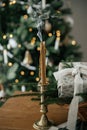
[3,49,8,64]
[27,6,33,14]
[23,50,33,65]
[46,57,48,66]
[54,37,60,50]
[0,84,5,99]
[44,20,52,33]
[42,0,46,9]
[21,85,26,92]
[8,38,17,49]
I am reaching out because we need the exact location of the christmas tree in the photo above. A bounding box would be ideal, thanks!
[0,0,82,94]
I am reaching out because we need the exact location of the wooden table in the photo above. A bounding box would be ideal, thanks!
[0,91,68,130]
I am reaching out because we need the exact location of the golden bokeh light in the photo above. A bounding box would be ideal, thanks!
[56,30,61,37]
[23,15,28,20]
[72,40,76,45]
[18,44,21,48]
[29,28,33,32]
[9,34,13,38]
[30,71,34,76]
[8,62,13,67]
[48,33,52,37]
[15,79,19,83]
[37,47,40,51]
[2,3,6,7]
[20,71,25,76]
[36,77,39,82]
[3,35,7,39]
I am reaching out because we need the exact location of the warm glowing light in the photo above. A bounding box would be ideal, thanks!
[36,77,39,82]
[72,40,76,45]
[32,37,36,41]
[23,15,28,20]
[15,79,19,83]
[18,44,21,48]
[57,37,60,40]
[9,34,13,38]
[57,10,61,14]
[56,30,61,37]
[13,0,16,4]
[56,30,60,33]
[37,47,40,51]
[2,3,6,7]
[20,71,25,76]
[3,35,7,39]
[25,5,29,9]
[31,40,35,45]
[29,28,33,32]
[48,33,52,37]
[8,62,13,67]
[9,2,13,5]
[9,0,16,5]
[30,71,34,76]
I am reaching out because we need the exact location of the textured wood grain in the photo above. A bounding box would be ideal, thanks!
[0,91,68,130]
[79,102,87,121]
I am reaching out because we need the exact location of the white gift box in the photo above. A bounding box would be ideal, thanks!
[54,62,87,98]
[53,62,87,130]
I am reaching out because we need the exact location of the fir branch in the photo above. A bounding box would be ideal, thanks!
[62,61,73,68]
[2,92,40,100]
[76,93,87,100]
[59,128,68,130]
[31,97,40,101]
[41,97,72,105]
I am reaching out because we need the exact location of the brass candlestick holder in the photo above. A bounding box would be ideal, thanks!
[33,42,54,130]
[33,82,53,130]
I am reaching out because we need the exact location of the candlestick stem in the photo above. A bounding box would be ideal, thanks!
[33,42,54,130]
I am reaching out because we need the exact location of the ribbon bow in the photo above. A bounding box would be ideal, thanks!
[53,63,87,130]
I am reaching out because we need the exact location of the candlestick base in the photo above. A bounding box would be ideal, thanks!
[33,114,54,130]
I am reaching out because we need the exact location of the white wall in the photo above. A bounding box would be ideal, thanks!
[71,0,87,61]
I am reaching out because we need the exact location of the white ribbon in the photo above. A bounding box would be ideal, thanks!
[53,63,87,130]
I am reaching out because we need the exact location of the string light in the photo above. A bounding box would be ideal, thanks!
[29,28,33,32]
[48,33,52,37]
[30,71,34,76]
[36,77,39,82]
[18,44,21,48]
[30,37,36,45]
[72,40,76,45]
[23,15,28,20]
[25,5,29,9]
[9,0,16,5]
[9,34,13,38]
[3,35,7,39]
[20,71,25,76]
[57,37,60,41]
[15,79,19,83]
[8,62,13,67]
[56,30,61,37]
[57,10,61,14]
[9,2,12,5]
[12,0,16,4]
[30,39,35,45]
[37,47,40,51]
[32,37,36,41]
[2,3,6,7]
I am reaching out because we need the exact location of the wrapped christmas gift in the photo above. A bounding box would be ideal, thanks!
[54,62,87,98]
[53,62,87,130]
